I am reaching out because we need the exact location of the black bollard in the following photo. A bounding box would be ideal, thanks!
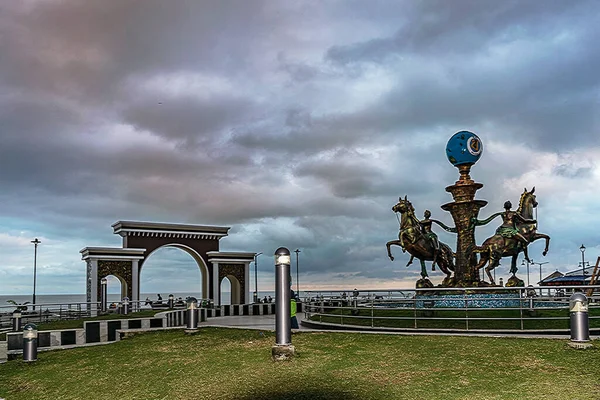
[22,323,38,363]
[186,297,198,332]
[569,293,590,343]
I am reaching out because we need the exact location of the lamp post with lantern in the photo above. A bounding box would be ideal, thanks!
[580,244,589,280]
[253,252,262,303]
[31,238,41,310]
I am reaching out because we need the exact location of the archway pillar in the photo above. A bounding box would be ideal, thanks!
[212,262,220,305]
[207,252,256,305]
[132,259,140,307]
[80,247,146,315]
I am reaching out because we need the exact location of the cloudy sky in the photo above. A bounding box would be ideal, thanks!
[1,0,599,297]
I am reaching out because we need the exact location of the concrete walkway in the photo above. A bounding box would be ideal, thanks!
[199,312,315,331]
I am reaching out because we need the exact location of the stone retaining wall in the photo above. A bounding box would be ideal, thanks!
[2,303,300,358]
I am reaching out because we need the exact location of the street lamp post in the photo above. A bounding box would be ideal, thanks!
[294,249,300,296]
[522,258,530,286]
[31,238,41,310]
[580,244,587,280]
[531,260,549,296]
[254,252,262,303]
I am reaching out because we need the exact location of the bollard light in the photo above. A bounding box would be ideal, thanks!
[100,278,108,313]
[569,293,591,348]
[272,247,295,361]
[186,297,199,332]
[22,323,38,362]
[12,310,22,332]
[168,294,175,309]
[122,297,130,315]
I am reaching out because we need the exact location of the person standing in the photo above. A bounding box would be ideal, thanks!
[290,289,299,329]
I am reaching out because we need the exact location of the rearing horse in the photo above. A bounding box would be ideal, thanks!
[472,187,550,284]
[386,196,455,280]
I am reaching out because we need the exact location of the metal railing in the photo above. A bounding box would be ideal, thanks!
[0,300,150,331]
[0,297,219,332]
[302,285,600,332]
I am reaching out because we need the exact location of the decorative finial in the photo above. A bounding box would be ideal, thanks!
[446,131,483,182]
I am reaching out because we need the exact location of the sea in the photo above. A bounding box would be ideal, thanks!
[0,291,282,310]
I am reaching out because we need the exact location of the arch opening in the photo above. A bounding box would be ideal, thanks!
[220,275,241,305]
[104,274,128,302]
[140,245,207,301]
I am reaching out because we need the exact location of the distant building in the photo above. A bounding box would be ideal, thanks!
[540,267,593,286]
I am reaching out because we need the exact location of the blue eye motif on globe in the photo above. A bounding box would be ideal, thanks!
[446,131,483,166]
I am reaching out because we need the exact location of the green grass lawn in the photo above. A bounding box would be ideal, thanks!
[310,306,600,331]
[1,328,598,400]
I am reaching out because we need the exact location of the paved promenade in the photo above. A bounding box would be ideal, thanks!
[199,312,314,331]
[199,312,599,340]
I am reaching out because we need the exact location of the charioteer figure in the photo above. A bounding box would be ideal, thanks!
[495,201,533,256]
[419,210,441,269]
[475,200,536,262]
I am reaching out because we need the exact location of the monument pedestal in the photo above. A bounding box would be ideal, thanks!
[441,164,487,286]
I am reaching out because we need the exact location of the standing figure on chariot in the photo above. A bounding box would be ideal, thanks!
[419,210,440,269]
[492,200,536,261]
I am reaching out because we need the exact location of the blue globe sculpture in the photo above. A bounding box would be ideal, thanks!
[446,131,483,166]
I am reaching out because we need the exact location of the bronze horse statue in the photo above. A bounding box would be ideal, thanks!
[472,187,550,284]
[386,196,455,280]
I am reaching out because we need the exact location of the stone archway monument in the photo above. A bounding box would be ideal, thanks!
[81,221,256,309]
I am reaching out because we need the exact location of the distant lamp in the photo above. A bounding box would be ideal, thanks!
[580,244,587,277]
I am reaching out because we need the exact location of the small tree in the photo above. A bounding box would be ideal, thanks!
[6,300,30,312]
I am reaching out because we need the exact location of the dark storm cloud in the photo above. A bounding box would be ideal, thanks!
[123,94,256,142]
[324,0,600,152]
[1,1,599,293]
[326,0,585,63]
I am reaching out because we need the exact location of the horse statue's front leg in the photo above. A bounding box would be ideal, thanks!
[531,233,550,256]
[386,240,402,261]
[486,258,499,285]
[406,255,414,267]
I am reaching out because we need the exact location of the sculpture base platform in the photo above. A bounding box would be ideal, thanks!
[271,344,296,361]
[416,278,434,288]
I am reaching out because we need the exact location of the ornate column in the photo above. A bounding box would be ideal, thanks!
[212,262,220,305]
[442,131,486,286]
[244,262,250,305]
[441,164,487,284]
[131,259,139,305]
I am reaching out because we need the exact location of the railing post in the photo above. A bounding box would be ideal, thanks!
[464,289,469,331]
[519,288,524,330]
[371,295,374,328]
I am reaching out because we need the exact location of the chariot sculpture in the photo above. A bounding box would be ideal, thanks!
[386,131,550,287]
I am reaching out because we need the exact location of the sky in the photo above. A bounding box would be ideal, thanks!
[1,0,600,296]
